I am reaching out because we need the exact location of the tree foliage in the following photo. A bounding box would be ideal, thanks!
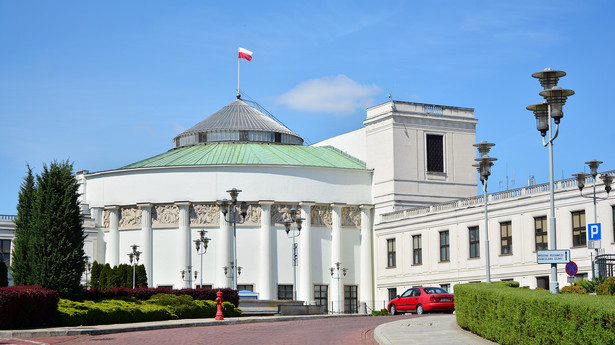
[10,165,35,285]
[89,261,148,290]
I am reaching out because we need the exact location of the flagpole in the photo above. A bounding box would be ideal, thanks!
[237,46,240,99]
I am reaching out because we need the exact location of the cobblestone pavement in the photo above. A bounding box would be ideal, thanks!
[4,315,418,345]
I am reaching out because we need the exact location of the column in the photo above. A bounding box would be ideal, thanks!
[105,206,119,267]
[360,205,374,313]
[259,201,275,299]
[331,204,343,313]
[216,205,231,288]
[176,202,191,288]
[138,203,153,288]
[298,202,314,304]
[91,207,105,263]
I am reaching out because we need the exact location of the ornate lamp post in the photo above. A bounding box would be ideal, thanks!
[472,141,496,283]
[181,266,198,288]
[219,188,249,290]
[127,244,142,289]
[572,159,613,277]
[528,67,574,294]
[194,230,211,289]
[84,256,92,289]
[281,208,304,300]
[329,262,347,314]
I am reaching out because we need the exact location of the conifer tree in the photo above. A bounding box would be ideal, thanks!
[0,260,8,287]
[90,261,102,289]
[135,264,148,288]
[10,165,35,285]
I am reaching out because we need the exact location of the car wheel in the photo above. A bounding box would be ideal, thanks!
[390,304,397,315]
[416,304,424,315]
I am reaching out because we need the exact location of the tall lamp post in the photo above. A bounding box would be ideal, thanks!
[181,266,198,288]
[127,244,142,289]
[330,262,347,314]
[84,256,92,289]
[473,141,496,283]
[219,188,249,290]
[194,230,211,289]
[281,208,304,301]
[572,159,613,277]
[527,67,574,294]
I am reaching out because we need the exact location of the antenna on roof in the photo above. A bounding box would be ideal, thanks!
[499,165,516,190]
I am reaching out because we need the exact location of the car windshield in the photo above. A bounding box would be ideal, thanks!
[424,287,448,294]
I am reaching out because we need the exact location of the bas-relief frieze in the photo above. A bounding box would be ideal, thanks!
[311,205,332,227]
[103,210,109,228]
[119,207,141,229]
[270,204,300,225]
[342,206,361,228]
[243,204,261,225]
[152,204,179,226]
[189,203,219,226]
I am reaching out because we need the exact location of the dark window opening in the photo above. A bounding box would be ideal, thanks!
[469,226,480,258]
[274,133,282,143]
[387,239,396,268]
[501,221,512,254]
[426,134,444,172]
[572,211,586,246]
[440,231,450,262]
[344,285,358,314]
[535,216,548,251]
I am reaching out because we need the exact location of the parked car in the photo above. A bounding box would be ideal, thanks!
[387,287,454,315]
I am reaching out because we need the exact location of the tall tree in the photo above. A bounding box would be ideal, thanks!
[28,160,85,299]
[10,165,36,285]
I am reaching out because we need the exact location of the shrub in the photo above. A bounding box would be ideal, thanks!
[81,287,239,307]
[560,285,587,294]
[146,293,205,319]
[576,276,606,293]
[0,286,59,329]
[372,308,391,316]
[56,298,174,326]
[596,277,615,296]
[221,301,242,317]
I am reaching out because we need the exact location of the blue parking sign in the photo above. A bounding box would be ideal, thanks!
[588,223,601,241]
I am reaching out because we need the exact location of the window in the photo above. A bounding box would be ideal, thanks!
[500,221,512,254]
[572,211,586,247]
[536,276,549,290]
[0,239,10,266]
[237,284,254,292]
[314,285,328,312]
[440,283,451,292]
[535,216,548,251]
[387,239,396,268]
[278,285,293,300]
[426,134,444,172]
[439,231,450,262]
[239,130,249,141]
[157,285,173,289]
[274,133,282,143]
[344,285,358,314]
[469,226,480,258]
[413,235,422,265]
[613,206,615,240]
[197,284,213,289]
[388,288,398,301]
[575,273,588,282]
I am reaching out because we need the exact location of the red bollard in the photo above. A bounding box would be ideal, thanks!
[215,290,224,320]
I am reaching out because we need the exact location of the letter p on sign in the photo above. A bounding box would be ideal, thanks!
[588,223,601,241]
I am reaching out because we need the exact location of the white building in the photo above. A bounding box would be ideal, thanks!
[1,95,613,313]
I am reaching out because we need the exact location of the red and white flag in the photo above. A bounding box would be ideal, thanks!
[238,47,253,61]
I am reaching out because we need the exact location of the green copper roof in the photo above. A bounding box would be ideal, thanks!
[120,143,367,170]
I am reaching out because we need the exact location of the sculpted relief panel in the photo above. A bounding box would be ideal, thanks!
[119,207,141,229]
[152,204,179,227]
[103,210,110,229]
[190,203,219,226]
[311,205,332,227]
[270,204,300,225]
[342,206,361,228]
[243,204,261,225]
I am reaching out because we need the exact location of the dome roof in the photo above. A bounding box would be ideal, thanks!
[173,99,303,147]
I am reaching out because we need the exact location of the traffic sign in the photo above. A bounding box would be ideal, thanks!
[537,250,571,264]
[588,223,601,241]
[565,261,578,276]
[589,240,601,249]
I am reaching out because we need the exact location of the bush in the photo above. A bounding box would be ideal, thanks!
[81,287,239,307]
[455,281,615,345]
[146,293,205,319]
[56,298,174,326]
[372,308,391,316]
[560,285,587,294]
[576,277,606,293]
[0,286,59,329]
[596,277,615,296]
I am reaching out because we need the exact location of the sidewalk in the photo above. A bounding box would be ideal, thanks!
[374,314,496,345]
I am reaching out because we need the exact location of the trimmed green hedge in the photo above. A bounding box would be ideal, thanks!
[455,281,615,345]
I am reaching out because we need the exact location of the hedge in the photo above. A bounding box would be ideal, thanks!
[455,281,615,345]
[82,287,239,307]
[0,286,59,329]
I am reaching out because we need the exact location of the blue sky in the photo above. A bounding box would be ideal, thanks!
[1,1,613,214]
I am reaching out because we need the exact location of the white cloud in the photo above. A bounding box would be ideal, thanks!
[277,75,382,115]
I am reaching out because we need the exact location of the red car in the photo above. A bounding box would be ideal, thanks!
[387,287,454,315]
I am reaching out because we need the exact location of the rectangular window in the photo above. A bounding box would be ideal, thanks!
[440,283,451,292]
[413,235,422,265]
[613,206,615,240]
[500,221,512,254]
[387,239,396,268]
[572,210,586,247]
[536,276,549,290]
[0,239,10,266]
[469,226,480,258]
[344,285,358,314]
[237,284,254,292]
[239,130,249,141]
[426,134,444,172]
[439,231,450,262]
[278,285,293,300]
[314,285,328,312]
[535,216,548,251]
[388,288,398,301]
[197,284,213,289]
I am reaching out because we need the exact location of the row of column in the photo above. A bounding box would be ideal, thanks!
[96,202,374,309]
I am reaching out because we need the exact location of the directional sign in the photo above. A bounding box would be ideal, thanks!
[537,250,571,264]
[588,223,601,241]
[565,261,578,276]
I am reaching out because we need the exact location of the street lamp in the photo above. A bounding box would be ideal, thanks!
[127,244,142,289]
[281,208,304,300]
[330,262,347,314]
[219,188,249,290]
[528,67,575,294]
[472,141,496,283]
[181,266,198,288]
[572,159,613,277]
[84,256,92,289]
[194,230,211,289]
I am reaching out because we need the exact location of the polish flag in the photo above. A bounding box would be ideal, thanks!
[238,47,253,61]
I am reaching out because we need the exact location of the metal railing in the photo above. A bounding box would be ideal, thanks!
[596,254,615,278]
